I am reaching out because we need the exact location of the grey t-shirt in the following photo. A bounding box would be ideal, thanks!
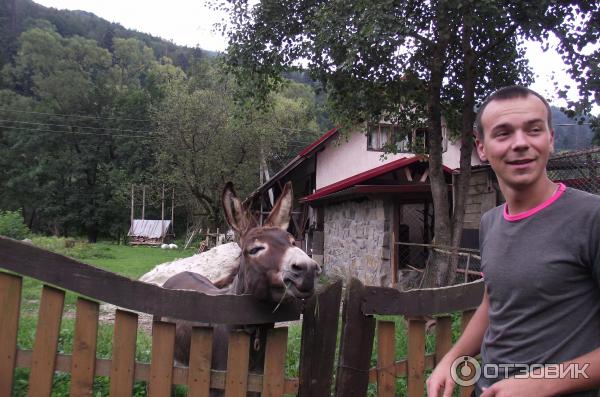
[476,186,600,396]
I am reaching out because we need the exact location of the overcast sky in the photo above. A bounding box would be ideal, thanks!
[34,0,587,111]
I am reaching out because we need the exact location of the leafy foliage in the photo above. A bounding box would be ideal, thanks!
[0,20,322,240]
[0,210,30,239]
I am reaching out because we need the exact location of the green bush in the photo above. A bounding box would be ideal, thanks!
[0,210,30,239]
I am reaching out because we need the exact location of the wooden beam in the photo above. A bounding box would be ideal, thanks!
[362,279,484,317]
[0,238,302,325]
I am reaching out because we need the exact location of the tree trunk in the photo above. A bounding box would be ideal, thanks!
[446,7,477,285]
[421,5,453,288]
[87,224,98,243]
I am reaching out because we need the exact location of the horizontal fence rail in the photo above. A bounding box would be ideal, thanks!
[0,236,301,325]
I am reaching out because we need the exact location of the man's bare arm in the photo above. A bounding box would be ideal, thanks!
[426,287,490,397]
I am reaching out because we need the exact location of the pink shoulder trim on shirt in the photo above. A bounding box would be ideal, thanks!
[503,183,566,222]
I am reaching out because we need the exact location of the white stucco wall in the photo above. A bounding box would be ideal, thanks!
[315,128,481,189]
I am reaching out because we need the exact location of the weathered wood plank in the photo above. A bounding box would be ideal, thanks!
[435,315,453,366]
[109,310,138,397]
[70,298,99,397]
[298,280,342,397]
[187,326,213,397]
[362,278,484,316]
[15,348,301,393]
[0,272,22,397]
[262,327,288,397]
[460,310,477,397]
[377,321,396,397]
[407,317,426,397]
[28,285,65,397]
[224,331,250,397]
[335,278,376,397]
[148,321,176,397]
[0,236,301,325]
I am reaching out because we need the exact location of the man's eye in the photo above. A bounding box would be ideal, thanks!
[248,246,264,255]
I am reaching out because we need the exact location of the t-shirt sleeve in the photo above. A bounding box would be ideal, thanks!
[590,205,600,288]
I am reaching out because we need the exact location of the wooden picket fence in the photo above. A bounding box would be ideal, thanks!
[336,278,484,397]
[0,236,484,396]
[0,236,342,397]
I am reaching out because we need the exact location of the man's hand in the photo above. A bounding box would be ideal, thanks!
[426,360,457,397]
[480,378,554,397]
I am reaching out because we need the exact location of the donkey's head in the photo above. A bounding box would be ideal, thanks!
[222,182,321,302]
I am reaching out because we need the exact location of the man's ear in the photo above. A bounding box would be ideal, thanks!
[476,136,487,162]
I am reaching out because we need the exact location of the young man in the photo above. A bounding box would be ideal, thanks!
[427,86,600,397]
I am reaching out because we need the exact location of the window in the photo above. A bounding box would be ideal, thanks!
[366,123,449,153]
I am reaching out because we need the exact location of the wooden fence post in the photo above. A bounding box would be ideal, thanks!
[0,273,22,397]
[298,279,343,397]
[377,320,396,397]
[70,298,99,396]
[110,310,138,397]
[435,315,453,365]
[407,317,426,397]
[460,310,477,397]
[148,321,176,397]
[335,278,376,397]
[187,326,214,397]
[28,285,65,397]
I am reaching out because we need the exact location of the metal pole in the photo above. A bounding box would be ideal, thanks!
[142,185,146,220]
[161,184,165,242]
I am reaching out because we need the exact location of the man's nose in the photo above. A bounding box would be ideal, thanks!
[511,130,530,151]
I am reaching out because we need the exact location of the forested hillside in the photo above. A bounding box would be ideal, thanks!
[0,4,324,242]
[0,0,216,69]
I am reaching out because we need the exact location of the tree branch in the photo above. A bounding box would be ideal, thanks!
[475,24,518,58]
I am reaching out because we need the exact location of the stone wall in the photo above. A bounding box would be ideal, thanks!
[323,198,393,286]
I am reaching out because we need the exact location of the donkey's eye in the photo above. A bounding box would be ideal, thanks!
[248,246,265,255]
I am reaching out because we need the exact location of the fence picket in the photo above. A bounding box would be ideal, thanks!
[70,298,99,397]
[28,285,65,397]
[0,272,22,396]
[262,327,288,397]
[188,326,214,397]
[460,310,476,397]
[224,330,250,397]
[407,317,426,397]
[298,279,342,397]
[377,320,396,397]
[109,310,138,397]
[435,315,453,365]
[335,278,375,397]
[148,321,176,396]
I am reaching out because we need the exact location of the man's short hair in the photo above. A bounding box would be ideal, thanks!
[475,86,553,140]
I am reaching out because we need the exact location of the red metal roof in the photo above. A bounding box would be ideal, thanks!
[301,156,419,202]
[297,126,340,157]
[300,156,454,202]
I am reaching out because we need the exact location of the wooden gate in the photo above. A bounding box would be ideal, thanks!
[0,236,342,396]
[335,278,485,397]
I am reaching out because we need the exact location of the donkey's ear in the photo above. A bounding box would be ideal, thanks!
[264,182,293,231]
[222,182,248,235]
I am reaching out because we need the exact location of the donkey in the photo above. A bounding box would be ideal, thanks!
[162,182,321,395]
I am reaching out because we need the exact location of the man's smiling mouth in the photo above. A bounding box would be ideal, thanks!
[506,159,534,165]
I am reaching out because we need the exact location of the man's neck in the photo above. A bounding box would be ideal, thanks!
[500,176,558,215]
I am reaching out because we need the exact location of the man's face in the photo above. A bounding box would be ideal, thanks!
[476,95,554,191]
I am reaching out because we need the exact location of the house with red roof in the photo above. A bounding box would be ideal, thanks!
[246,122,497,287]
